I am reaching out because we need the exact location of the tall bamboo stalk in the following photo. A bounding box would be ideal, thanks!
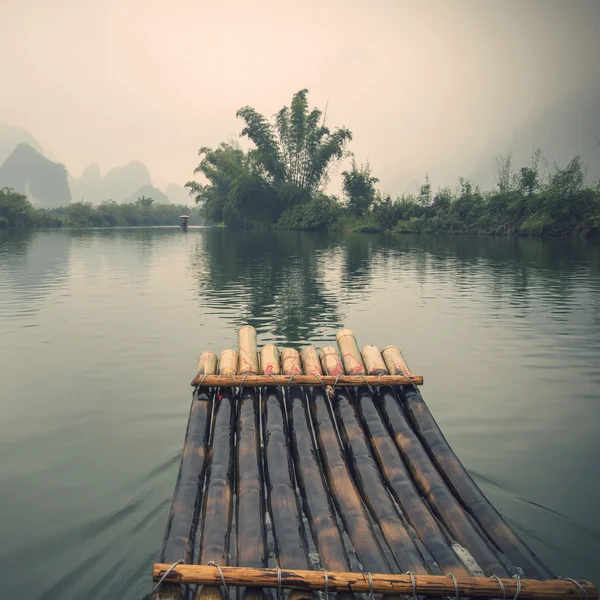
[382,346,554,580]
[157,352,217,600]
[195,387,237,600]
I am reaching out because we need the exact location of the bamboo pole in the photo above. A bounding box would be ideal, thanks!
[377,386,507,575]
[219,349,239,376]
[381,346,413,377]
[238,325,259,375]
[190,375,423,387]
[236,386,267,600]
[281,347,303,375]
[287,349,353,574]
[194,387,237,600]
[262,378,313,600]
[319,346,345,377]
[260,344,281,375]
[384,348,554,580]
[157,353,217,600]
[355,346,471,576]
[307,383,392,574]
[152,564,599,600]
[330,335,429,574]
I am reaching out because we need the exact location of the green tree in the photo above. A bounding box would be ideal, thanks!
[342,160,378,216]
[136,195,154,207]
[0,187,36,227]
[237,89,352,194]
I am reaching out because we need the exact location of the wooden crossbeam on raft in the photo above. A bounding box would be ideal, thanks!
[190,374,423,387]
[152,564,599,600]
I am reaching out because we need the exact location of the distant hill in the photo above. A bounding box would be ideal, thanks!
[165,182,192,205]
[125,184,170,205]
[0,143,71,208]
[102,160,152,201]
[470,89,600,189]
[0,124,44,165]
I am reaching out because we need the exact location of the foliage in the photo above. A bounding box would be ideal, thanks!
[277,194,341,230]
[342,160,378,216]
[187,90,352,228]
[0,188,197,228]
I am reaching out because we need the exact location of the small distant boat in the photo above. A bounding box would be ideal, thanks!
[179,215,190,230]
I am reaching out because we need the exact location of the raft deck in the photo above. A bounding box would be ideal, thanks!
[152,327,598,600]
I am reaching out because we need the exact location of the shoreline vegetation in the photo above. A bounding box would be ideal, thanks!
[2,90,599,237]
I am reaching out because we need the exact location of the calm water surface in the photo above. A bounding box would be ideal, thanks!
[1,228,599,599]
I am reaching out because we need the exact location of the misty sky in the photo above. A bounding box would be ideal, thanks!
[1,0,599,194]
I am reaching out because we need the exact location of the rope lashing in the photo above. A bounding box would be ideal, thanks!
[360,375,374,394]
[268,373,283,391]
[148,559,184,598]
[446,573,459,600]
[277,567,282,600]
[559,577,590,600]
[207,561,231,600]
[366,572,374,600]
[512,574,522,600]
[320,567,329,600]
[490,575,506,600]
[405,571,417,600]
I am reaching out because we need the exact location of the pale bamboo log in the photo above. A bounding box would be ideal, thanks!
[190,352,219,386]
[361,345,388,376]
[319,346,344,376]
[219,350,239,376]
[260,344,281,375]
[335,329,365,375]
[152,564,599,600]
[190,374,423,387]
[281,347,303,375]
[299,347,323,376]
[238,325,259,375]
[381,346,413,377]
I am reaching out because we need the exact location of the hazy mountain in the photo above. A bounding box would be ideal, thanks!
[125,184,170,204]
[102,160,152,201]
[165,182,192,205]
[470,89,600,190]
[70,163,103,203]
[0,124,43,165]
[0,143,71,208]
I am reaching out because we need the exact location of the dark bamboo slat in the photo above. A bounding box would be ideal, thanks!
[263,387,314,600]
[236,387,267,600]
[354,388,471,576]
[308,386,392,574]
[378,388,507,575]
[399,384,555,579]
[152,564,599,600]
[161,388,212,564]
[262,387,311,569]
[331,387,429,574]
[190,374,423,387]
[286,386,351,573]
[194,389,237,600]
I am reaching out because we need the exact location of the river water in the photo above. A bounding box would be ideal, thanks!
[0,227,599,599]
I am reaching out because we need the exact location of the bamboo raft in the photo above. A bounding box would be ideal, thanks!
[152,326,598,600]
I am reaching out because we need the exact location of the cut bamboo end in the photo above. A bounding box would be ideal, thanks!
[335,329,366,375]
[281,347,303,375]
[319,346,344,376]
[152,564,599,600]
[381,345,413,377]
[300,346,323,376]
[190,352,219,385]
[238,325,259,375]
[361,345,389,375]
[219,349,239,376]
[190,375,423,387]
[260,344,281,375]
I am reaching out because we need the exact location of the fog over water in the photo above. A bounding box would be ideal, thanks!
[1,0,599,193]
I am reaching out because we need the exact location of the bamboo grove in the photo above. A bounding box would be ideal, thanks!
[185,90,600,237]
